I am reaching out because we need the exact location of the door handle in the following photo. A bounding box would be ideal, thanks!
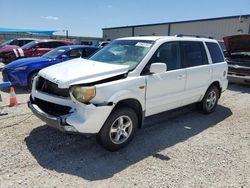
[177,74,185,79]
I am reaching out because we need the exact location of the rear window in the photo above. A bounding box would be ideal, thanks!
[180,41,208,67]
[206,42,224,63]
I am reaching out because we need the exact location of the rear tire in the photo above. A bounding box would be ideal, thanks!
[200,85,219,114]
[97,107,138,151]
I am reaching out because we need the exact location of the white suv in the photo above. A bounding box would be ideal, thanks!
[28,36,228,151]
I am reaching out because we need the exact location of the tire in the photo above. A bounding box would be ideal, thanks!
[28,71,38,90]
[200,85,220,114]
[97,107,138,151]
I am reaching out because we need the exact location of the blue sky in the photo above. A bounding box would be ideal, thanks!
[0,0,249,37]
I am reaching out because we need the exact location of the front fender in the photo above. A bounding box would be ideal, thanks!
[108,89,145,111]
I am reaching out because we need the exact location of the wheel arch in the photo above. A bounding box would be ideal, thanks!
[208,81,222,98]
[27,69,40,88]
[112,98,144,128]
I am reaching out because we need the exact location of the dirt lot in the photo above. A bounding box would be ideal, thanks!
[0,63,249,187]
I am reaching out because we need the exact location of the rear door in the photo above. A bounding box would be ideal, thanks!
[144,41,186,116]
[180,41,212,105]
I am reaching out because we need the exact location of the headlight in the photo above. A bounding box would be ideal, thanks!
[70,86,96,103]
[14,66,27,71]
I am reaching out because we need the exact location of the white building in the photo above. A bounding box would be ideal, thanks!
[103,14,250,40]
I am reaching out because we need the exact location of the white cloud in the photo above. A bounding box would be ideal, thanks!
[41,16,59,20]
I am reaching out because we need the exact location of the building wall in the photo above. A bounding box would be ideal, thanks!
[170,17,250,40]
[103,15,250,41]
[103,27,133,41]
[134,24,169,36]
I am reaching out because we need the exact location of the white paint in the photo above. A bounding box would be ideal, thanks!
[17,48,24,57]
[13,49,19,57]
[31,36,228,134]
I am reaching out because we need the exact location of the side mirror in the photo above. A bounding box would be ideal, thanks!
[31,47,37,51]
[149,63,167,74]
[60,54,69,59]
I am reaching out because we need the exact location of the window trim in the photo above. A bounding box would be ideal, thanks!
[140,41,182,75]
[180,41,209,68]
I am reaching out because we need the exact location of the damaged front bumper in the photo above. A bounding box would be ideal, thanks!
[28,94,114,134]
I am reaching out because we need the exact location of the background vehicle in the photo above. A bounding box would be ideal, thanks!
[2,45,99,88]
[1,39,73,64]
[0,38,36,47]
[223,34,250,84]
[28,36,228,151]
[98,41,110,48]
[0,38,36,63]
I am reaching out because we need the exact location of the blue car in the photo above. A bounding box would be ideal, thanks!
[2,45,99,88]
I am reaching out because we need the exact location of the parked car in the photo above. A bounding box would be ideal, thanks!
[2,45,99,88]
[223,34,250,84]
[0,38,36,63]
[0,39,73,64]
[28,36,228,151]
[98,41,110,48]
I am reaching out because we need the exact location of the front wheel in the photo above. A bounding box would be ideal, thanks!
[28,71,38,90]
[200,85,220,114]
[97,107,138,151]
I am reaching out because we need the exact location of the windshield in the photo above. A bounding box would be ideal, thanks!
[1,39,13,46]
[42,46,68,59]
[89,40,154,70]
[21,41,38,49]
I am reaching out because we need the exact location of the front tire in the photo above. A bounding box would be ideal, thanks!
[97,107,138,151]
[200,85,219,114]
[28,71,38,90]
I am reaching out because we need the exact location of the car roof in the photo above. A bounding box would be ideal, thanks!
[16,38,37,40]
[118,36,218,43]
[61,45,99,50]
[33,39,71,43]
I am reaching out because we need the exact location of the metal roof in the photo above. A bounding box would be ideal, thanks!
[0,28,58,36]
[102,14,250,30]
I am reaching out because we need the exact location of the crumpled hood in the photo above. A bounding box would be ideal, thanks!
[4,57,51,70]
[0,45,20,53]
[223,34,250,54]
[38,58,129,88]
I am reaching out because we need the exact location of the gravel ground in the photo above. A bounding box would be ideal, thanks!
[0,62,250,187]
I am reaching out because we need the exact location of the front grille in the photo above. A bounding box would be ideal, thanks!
[34,98,71,116]
[36,76,69,97]
[228,66,250,76]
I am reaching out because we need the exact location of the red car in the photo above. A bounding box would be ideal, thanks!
[0,38,36,63]
[0,39,73,64]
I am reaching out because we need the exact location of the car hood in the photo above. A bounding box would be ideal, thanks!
[4,57,52,70]
[223,34,250,54]
[38,58,130,88]
[0,45,20,53]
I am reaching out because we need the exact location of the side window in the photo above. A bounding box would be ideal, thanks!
[181,41,208,67]
[68,49,82,58]
[36,42,50,48]
[83,48,98,58]
[48,42,65,48]
[142,42,181,74]
[206,42,224,63]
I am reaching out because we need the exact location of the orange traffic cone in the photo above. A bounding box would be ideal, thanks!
[9,86,18,107]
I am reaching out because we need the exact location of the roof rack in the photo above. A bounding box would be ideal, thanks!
[175,34,214,39]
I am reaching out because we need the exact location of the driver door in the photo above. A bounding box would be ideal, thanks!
[144,42,186,116]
